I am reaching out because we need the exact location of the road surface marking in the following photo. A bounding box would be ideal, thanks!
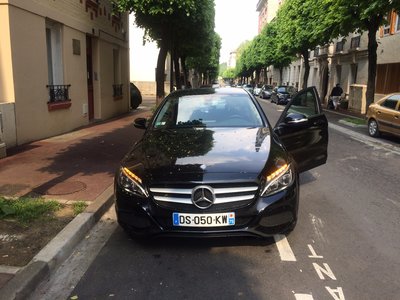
[294,294,314,300]
[313,263,337,280]
[308,244,323,259]
[274,234,296,261]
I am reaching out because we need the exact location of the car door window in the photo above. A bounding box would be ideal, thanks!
[274,87,327,173]
[382,98,398,110]
[286,90,319,118]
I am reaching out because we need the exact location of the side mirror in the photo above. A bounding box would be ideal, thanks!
[284,113,308,125]
[134,118,147,129]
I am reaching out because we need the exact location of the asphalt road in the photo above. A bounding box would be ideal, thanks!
[31,98,400,300]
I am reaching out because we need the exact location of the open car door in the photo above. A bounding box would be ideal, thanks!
[274,86,328,173]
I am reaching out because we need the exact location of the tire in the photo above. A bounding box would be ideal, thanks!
[368,119,380,137]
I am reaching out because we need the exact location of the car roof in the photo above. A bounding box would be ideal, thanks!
[168,87,249,98]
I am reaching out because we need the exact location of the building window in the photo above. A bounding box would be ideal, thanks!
[383,13,392,35]
[46,20,63,85]
[336,41,344,52]
[350,36,360,49]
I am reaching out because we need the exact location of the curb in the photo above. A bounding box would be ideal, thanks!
[1,185,115,300]
[328,123,400,155]
[338,119,367,128]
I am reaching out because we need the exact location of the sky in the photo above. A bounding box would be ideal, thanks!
[130,0,259,81]
[214,0,259,64]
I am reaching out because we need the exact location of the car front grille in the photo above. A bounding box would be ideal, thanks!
[149,182,259,212]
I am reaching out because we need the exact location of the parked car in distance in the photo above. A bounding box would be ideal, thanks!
[253,84,263,96]
[260,85,274,99]
[114,87,328,239]
[271,86,297,105]
[366,93,400,138]
[130,82,142,109]
[212,80,220,88]
[242,84,254,94]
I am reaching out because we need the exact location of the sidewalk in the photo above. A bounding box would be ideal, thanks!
[0,97,155,298]
[323,108,400,148]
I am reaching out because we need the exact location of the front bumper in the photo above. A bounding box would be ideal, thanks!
[115,179,299,238]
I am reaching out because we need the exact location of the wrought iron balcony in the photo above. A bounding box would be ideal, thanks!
[113,84,123,98]
[46,84,71,103]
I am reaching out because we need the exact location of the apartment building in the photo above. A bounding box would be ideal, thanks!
[308,11,400,113]
[256,1,400,113]
[0,0,129,155]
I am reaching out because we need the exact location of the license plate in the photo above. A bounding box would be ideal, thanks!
[172,212,235,227]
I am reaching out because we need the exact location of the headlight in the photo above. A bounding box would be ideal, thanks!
[261,163,294,196]
[118,167,148,197]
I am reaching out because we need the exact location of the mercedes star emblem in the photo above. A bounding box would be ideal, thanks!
[191,186,215,209]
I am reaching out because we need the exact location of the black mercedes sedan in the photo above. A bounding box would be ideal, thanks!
[115,87,328,238]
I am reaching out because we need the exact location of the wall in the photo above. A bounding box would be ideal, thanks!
[0,4,15,104]
[0,103,16,148]
[1,0,129,146]
[378,30,400,64]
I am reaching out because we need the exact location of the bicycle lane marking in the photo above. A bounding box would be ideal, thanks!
[274,234,297,261]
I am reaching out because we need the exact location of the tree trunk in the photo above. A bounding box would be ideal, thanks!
[366,20,380,108]
[181,56,188,87]
[255,69,260,84]
[174,54,181,90]
[302,50,310,89]
[156,42,168,105]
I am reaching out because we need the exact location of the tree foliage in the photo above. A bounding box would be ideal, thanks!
[231,0,400,107]
[115,0,217,101]
[275,0,344,88]
[333,0,400,106]
[187,32,221,84]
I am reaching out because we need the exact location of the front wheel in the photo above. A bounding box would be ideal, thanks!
[368,119,380,137]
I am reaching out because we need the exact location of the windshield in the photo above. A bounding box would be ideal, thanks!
[277,87,289,93]
[153,94,264,129]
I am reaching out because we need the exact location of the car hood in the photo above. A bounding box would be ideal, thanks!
[123,127,272,182]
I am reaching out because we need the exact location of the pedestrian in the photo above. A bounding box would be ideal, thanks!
[330,83,343,110]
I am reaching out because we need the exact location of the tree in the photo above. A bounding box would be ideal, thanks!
[260,20,294,85]
[219,62,228,77]
[334,0,400,107]
[222,68,235,80]
[234,41,252,82]
[275,0,344,89]
[186,32,221,85]
[115,0,216,103]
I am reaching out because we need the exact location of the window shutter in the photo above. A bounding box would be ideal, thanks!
[390,11,397,34]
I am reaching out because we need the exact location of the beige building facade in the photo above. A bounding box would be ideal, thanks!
[256,1,400,113]
[0,0,129,154]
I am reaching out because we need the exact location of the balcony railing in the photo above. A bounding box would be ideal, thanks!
[350,36,360,49]
[113,84,123,98]
[46,85,71,103]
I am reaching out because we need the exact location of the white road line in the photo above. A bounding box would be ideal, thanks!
[294,294,314,300]
[274,234,296,261]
